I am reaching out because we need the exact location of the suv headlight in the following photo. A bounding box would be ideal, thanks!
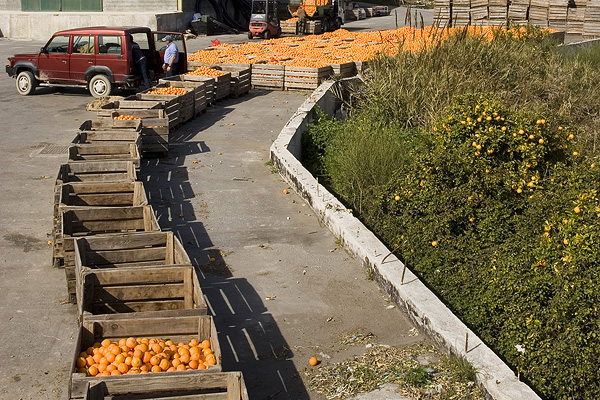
[7,59,12,67]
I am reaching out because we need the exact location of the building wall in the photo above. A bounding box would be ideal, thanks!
[0,0,196,38]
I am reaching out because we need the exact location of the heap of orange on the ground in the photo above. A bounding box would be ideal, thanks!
[188,26,550,67]
[76,337,216,377]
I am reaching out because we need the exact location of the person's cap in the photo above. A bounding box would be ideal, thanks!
[162,35,173,42]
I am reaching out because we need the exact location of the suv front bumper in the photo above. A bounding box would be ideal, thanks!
[6,65,16,77]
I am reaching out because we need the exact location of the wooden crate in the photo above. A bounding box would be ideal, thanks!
[71,371,248,400]
[281,20,299,34]
[304,20,322,34]
[56,161,137,187]
[159,76,209,116]
[97,110,169,157]
[76,264,207,321]
[218,64,251,98]
[252,64,285,90]
[181,72,231,101]
[79,118,142,131]
[69,314,222,399]
[53,181,148,269]
[55,205,159,278]
[284,65,333,90]
[326,62,356,78]
[68,143,141,169]
[136,90,185,128]
[69,231,191,304]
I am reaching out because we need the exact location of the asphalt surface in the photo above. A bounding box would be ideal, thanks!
[0,10,428,400]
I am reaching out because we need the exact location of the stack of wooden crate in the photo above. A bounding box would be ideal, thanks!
[568,0,586,34]
[452,0,471,26]
[489,0,509,26]
[434,0,452,26]
[281,19,299,34]
[549,0,569,30]
[508,0,530,24]
[584,0,600,36]
[530,0,550,26]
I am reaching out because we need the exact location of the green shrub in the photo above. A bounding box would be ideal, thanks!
[302,30,600,399]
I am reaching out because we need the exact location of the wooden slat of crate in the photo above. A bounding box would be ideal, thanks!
[72,372,248,400]
[508,4,529,19]
[73,130,140,144]
[80,118,142,131]
[100,99,163,111]
[68,143,141,169]
[218,65,251,98]
[77,264,207,321]
[69,314,222,399]
[471,6,489,20]
[326,62,356,78]
[55,204,158,280]
[252,64,285,90]
[284,65,333,90]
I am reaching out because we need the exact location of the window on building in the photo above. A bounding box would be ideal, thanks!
[98,35,122,55]
[22,0,102,12]
[46,35,70,53]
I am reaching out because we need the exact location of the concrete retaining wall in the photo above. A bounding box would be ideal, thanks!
[270,80,542,400]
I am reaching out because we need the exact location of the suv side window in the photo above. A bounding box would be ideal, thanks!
[73,36,95,54]
[98,35,122,55]
[46,36,70,53]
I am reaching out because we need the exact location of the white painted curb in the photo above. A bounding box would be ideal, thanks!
[270,81,542,400]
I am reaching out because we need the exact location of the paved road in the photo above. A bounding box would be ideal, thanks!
[0,14,424,399]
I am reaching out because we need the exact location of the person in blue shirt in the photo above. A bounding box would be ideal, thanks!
[162,35,179,77]
[129,35,151,89]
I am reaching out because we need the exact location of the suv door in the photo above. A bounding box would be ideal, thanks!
[96,34,127,82]
[38,35,71,81]
[70,35,96,82]
[152,32,187,76]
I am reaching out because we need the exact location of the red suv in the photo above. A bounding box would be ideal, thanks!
[5,26,187,97]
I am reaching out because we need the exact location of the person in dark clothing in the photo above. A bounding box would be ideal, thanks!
[130,36,151,89]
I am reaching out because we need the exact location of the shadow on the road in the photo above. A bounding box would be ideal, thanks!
[139,98,310,400]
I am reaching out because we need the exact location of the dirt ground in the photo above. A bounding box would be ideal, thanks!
[0,11,429,400]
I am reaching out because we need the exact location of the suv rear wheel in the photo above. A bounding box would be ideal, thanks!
[89,74,112,98]
[16,71,37,96]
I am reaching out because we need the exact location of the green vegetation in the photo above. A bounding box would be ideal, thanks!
[303,28,600,399]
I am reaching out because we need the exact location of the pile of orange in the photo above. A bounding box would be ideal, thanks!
[76,337,216,377]
[147,87,188,96]
[188,26,554,67]
[285,17,300,22]
[113,115,140,120]
[186,66,226,77]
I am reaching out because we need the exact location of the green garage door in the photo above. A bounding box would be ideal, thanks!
[22,0,102,11]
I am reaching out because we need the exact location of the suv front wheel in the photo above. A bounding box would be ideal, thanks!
[89,74,112,98]
[16,70,38,95]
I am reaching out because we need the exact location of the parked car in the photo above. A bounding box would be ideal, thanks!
[5,26,187,97]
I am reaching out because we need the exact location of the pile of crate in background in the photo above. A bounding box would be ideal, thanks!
[49,70,249,399]
[433,0,600,35]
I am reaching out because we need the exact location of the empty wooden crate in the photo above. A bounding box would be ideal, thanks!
[76,264,207,321]
[69,314,222,399]
[68,143,141,168]
[71,372,248,400]
[56,161,137,186]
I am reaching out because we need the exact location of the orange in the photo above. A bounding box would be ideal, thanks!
[189,360,199,369]
[197,362,207,370]
[110,370,121,376]
[190,352,201,361]
[99,371,111,377]
[92,353,103,364]
[140,364,150,373]
[88,365,99,376]
[117,363,129,374]
[97,362,108,373]
[136,343,148,353]
[179,353,190,364]
[109,344,121,356]
[142,352,152,364]
[151,343,163,354]
[150,356,161,366]
[76,357,87,369]
[101,339,111,348]
[114,354,125,365]
[189,339,198,347]
[177,364,187,371]
[133,349,143,358]
[118,338,127,347]
[128,368,140,374]
[167,366,176,372]
[125,356,133,366]
[86,356,94,367]
[206,357,216,366]
[151,365,162,373]
[200,340,211,349]
[309,357,318,366]
[159,359,171,371]
[126,337,137,349]
[172,358,181,368]
[106,364,117,373]
[93,342,102,349]
[203,348,213,356]
[105,353,116,364]
[131,357,142,368]
[77,367,87,374]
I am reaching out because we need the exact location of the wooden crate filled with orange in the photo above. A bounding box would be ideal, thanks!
[71,371,248,400]
[281,17,300,34]
[138,85,195,125]
[185,66,231,101]
[69,314,221,398]
[284,59,333,90]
